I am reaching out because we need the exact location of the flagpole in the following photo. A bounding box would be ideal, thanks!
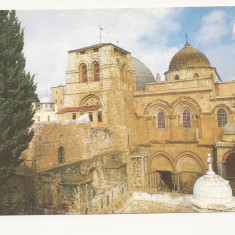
[99,25,102,44]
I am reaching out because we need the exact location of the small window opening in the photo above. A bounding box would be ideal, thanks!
[218,109,227,127]
[98,111,102,122]
[81,64,88,83]
[89,112,93,122]
[58,147,65,164]
[72,113,76,120]
[158,111,165,129]
[93,62,100,81]
[174,75,180,80]
[183,109,191,128]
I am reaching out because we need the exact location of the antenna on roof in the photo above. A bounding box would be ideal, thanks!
[117,40,119,46]
[186,33,189,45]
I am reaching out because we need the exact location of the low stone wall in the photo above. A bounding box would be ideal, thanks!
[114,191,194,214]
[131,191,192,207]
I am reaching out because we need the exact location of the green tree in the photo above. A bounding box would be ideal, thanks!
[0,10,37,214]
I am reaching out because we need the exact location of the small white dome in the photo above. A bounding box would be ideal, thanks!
[191,156,235,211]
[40,96,54,103]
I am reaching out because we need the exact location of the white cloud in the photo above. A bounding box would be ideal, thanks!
[197,10,228,44]
[17,9,182,99]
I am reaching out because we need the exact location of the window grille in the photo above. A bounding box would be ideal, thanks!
[58,147,65,164]
[158,111,165,128]
[183,109,191,128]
[217,109,227,127]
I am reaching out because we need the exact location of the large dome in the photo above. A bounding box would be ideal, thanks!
[169,43,211,71]
[131,57,155,91]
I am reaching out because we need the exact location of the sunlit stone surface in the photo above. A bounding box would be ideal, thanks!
[115,192,195,214]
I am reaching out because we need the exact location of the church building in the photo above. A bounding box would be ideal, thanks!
[22,41,235,214]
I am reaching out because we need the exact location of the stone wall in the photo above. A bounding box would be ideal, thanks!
[35,151,127,214]
[23,121,116,172]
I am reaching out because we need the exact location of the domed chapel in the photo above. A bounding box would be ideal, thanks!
[21,40,235,214]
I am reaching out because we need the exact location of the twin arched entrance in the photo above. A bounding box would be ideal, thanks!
[149,153,203,193]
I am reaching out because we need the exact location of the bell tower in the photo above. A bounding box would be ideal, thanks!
[57,43,136,149]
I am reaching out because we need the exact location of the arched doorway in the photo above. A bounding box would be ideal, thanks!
[226,153,235,178]
[225,153,235,195]
[149,155,174,192]
[176,155,202,194]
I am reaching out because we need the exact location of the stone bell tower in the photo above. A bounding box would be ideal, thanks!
[57,43,136,150]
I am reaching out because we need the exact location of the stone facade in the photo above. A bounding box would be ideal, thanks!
[21,42,235,214]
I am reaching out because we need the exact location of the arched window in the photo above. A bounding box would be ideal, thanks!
[58,147,65,164]
[183,109,191,128]
[217,109,227,127]
[80,64,88,83]
[93,62,100,81]
[194,73,199,78]
[174,75,180,80]
[158,111,165,129]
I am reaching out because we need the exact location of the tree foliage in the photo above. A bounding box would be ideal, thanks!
[0,10,37,214]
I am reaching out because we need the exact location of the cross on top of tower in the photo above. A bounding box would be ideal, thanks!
[186,33,189,45]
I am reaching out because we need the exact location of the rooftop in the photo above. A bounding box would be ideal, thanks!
[68,43,130,54]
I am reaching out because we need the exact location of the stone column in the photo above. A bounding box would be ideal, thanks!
[129,154,148,190]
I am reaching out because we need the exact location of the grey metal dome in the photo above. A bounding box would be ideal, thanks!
[131,57,155,91]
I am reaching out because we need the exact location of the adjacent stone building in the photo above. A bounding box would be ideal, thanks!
[22,41,235,214]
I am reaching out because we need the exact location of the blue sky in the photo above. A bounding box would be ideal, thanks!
[16,7,235,99]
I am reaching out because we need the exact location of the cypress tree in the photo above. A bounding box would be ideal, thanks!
[0,10,37,214]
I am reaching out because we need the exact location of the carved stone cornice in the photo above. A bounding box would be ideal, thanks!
[134,88,212,97]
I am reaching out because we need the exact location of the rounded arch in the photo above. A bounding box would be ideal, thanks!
[193,73,199,78]
[80,94,102,107]
[172,97,202,115]
[222,150,235,164]
[92,61,100,82]
[211,104,232,115]
[144,99,172,117]
[149,151,174,172]
[174,75,180,80]
[175,151,204,173]
[88,167,100,188]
